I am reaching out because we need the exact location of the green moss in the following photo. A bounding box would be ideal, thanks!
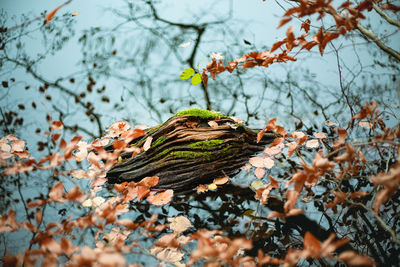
[170,150,213,161]
[175,108,229,119]
[156,147,174,158]
[151,136,166,148]
[187,139,223,149]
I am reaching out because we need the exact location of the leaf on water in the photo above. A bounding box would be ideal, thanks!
[147,189,173,206]
[11,140,25,152]
[306,139,319,148]
[49,182,65,203]
[191,73,202,85]
[179,68,195,79]
[338,251,377,266]
[51,120,63,130]
[325,120,338,127]
[254,167,265,178]
[313,132,327,139]
[71,11,79,16]
[263,157,274,169]
[358,121,372,129]
[168,216,192,233]
[249,156,264,168]
[251,180,265,190]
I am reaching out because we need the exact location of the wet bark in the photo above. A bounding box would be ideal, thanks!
[106,113,276,192]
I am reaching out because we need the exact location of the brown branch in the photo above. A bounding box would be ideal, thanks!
[356,23,400,62]
[373,3,400,28]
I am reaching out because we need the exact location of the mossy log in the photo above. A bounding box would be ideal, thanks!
[106,109,276,192]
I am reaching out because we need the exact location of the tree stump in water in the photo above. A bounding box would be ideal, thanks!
[106,109,276,192]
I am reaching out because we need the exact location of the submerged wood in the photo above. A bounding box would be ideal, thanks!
[106,109,276,192]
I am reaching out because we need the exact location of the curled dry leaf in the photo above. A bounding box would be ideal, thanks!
[213,176,229,185]
[11,140,25,152]
[49,182,65,203]
[14,151,30,159]
[143,136,153,151]
[358,121,373,129]
[51,120,63,130]
[107,120,130,138]
[0,210,19,233]
[286,141,297,159]
[208,120,219,128]
[208,183,217,190]
[291,131,307,145]
[168,216,193,233]
[196,184,208,193]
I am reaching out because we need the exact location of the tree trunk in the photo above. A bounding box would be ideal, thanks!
[106,109,276,192]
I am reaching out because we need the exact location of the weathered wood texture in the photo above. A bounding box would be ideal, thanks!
[106,110,275,192]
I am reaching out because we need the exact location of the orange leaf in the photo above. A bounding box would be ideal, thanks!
[45,0,72,25]
[51,120,63,130]
[257,130,264,143]
[49,182,65,203]
[304,232,321,257]
[277,17,292,28]
[213,176,229,185]
[254,167,265,178]
[300,19,311,33]
[143,136,153,151]
[286,141,297,159]
[338,251,377,266]
[147,190,173,206]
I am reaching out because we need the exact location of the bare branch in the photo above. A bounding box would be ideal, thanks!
[373,3,400,29]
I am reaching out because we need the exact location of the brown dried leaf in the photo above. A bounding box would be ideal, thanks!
[168,216,193,233]
[147,190,173,206]
[338,251,376,266]
[254,167,265,178]
[213,176,229,185]
[306,139,319,148]
[143,136,153,151]
[49,182,65,203]
[51,120,63,130]
[249,156,264,168]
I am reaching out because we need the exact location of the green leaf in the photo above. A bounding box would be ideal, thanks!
[191,73,202,85]
[179,68,195,79]
[250,180,265,190]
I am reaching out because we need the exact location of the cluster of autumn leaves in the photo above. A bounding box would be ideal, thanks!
[197,0,398,87]
[247,102,400,219]
[1,100,398,266]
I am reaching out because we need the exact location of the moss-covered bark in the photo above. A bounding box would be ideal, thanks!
[106,109,276,192]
